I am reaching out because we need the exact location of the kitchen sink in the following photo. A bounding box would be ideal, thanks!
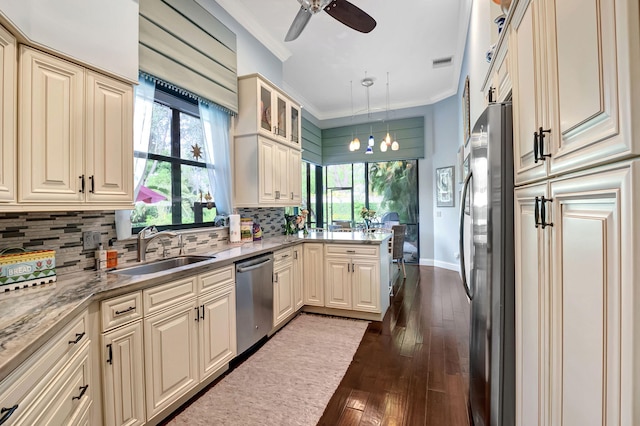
[109,255,214,276]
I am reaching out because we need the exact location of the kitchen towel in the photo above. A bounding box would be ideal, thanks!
[229,214,241,243]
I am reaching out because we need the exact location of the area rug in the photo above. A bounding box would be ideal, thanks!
[166,313,369,426]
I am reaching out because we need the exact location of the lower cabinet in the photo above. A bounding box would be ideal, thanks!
[273,248,295,329]
[102,321,145,426]
[324,253,380,313]
[303,243,324,306]
[198,283,236,380]
[144,299,199,420]
[0,310,92,426]
[514,160,639,425]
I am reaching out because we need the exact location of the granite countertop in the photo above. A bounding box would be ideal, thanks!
[0,230,391,382]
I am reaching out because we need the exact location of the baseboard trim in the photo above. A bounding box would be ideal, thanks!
[419,258,459,272]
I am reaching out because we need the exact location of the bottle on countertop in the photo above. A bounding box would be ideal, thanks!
[106,239,118,269]
[95,243,107,270]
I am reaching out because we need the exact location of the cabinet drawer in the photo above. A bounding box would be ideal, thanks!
[143,277,197,316]
[198,265,234,294]
[18,344,92,426]
[273,247,293,266]
[324,244,379,257]
[101,291,142,331]
[0,310,89,424]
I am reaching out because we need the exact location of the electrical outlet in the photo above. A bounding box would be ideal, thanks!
[83,231,101,250]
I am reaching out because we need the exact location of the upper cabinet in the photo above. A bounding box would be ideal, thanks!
[18,46,133,208]
[233,74,303,207]
[236,74,302,149]
[511,0,640,185]
[0,23,15,203]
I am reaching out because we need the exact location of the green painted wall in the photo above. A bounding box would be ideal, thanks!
[301,117,322,165]
[321,117,425,165]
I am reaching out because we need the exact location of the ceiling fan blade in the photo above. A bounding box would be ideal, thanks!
[324,0,376,33]
[285,6,313,41]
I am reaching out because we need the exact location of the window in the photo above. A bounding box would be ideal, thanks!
[131,86,216,231]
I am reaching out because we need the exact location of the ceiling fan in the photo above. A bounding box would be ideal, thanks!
[285,0,377,42]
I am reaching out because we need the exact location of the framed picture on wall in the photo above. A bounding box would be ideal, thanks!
[462,76,470,146]
[436,166,455,207]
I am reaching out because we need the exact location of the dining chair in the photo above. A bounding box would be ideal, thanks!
[391,224,407,278]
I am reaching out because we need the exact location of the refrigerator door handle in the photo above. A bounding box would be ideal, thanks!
[459,171,473,300]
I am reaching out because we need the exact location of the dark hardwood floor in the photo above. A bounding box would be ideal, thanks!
[317,265,471,426]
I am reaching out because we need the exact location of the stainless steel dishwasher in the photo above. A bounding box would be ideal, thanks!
[235,253,274,355]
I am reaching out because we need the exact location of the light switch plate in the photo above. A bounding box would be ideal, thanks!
[83,231,101,250]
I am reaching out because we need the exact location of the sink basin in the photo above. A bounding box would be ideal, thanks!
[109,255,214,276]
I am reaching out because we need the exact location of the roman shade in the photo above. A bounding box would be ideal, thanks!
[139,0,238,113]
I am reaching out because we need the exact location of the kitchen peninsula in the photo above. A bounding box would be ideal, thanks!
[0,230,391,425]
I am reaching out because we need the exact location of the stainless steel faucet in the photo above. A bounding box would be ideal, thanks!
[137,225,183,262]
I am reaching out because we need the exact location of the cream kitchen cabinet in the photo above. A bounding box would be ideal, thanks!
[292,246,303,311]
[273,248,295,328]
[18,45,133,208]
[511,0,640,185]
[234,135,302,207]
[101,292,145,426]
[198,266,237,381]
[324,244,382,314]
[0,310,91,425]
[236,73,302,149]
[303,243,324,307]
[0,24,15,203]
[514,160,640,425]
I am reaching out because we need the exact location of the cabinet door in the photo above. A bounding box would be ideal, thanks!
[199,286,236,380]
[85,70,133,204]
[493,45,512,103]
[273,262,294,327]
[545,0,638,176]
[0,25,15,202]
[19,46,84,202]
[288,149,302,205]
[274,93,288,142]
[275,143,289,203]
[293,247,303,310]
[324,257,352,310]
[303,243,324,306]
[514,183,549,426]
[102,321,145,426]
[289,103,301,147]
[510,1,548,185]
[144,300,198,421]
[549,162,636,425]
[258,80,274,136]
[352,258,380,313]
[258,137,276,203]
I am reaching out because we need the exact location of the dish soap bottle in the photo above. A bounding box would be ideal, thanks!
[95,243,107,270]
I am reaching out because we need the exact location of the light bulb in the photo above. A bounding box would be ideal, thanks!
[365,146,373,155]
[391,140,399,151]
[349,141,355,151]
[380,140,388,152]
[368,135,375,146]
[353,137,360,150]
[385,133,391,146]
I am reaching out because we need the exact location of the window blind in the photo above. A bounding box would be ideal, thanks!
[139,0,238,113]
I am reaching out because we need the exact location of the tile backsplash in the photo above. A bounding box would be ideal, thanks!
[0,208,286,277]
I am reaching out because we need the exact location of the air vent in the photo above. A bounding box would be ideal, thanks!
[432,56,453,68]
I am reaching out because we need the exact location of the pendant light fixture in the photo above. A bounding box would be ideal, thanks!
[380,72,393,152]
[348,80,361,152]
[362,72,374,153]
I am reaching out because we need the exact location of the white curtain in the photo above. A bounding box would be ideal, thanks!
[115,75,156,240]
[199,101,232,216]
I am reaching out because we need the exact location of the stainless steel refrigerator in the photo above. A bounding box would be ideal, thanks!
[459,102,515,426]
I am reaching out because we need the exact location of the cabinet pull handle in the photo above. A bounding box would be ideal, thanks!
[346,250,356,253]
[352,263,355,273]
[72,385,89,401]
[488,86,495,103]
[291,192,294,200]
[195,306,200,321]
[115,306,135,315]
[534,197,541,228]
[275,190,280,200]
[79,175,85,193]
[540,196,554,228]
[0,405,18,424]
[282,254,290,258]
[274,272,279,283]
[200,304,205,320]
[347,263,350,272]
[294,250,298,260]
[538,127,552,161]
[106,343,113,365]
[89,175,95,193]
[533,131,540,163]
[68,332,85,345]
